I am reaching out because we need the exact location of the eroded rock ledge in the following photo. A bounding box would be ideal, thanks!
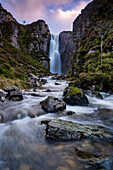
[46,119,112,140]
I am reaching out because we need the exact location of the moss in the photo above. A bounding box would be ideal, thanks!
[66,87,83,97]
[19,28,27,44]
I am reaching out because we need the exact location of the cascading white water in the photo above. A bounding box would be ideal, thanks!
[49,34,61,74]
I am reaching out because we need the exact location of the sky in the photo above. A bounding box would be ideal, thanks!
[0,0,92,34]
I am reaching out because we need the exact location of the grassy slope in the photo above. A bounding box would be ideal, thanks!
[0,19,50,89]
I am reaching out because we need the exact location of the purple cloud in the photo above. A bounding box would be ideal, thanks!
[1,0,92,33]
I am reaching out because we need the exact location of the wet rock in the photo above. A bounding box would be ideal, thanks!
[4,86,23,101]
[29,93,40,97]
[59,111,75,116]
[41,119,51,125]
[55,82,61,85]
[40,96,66,113]
[63,87,89,106]
[84,90,103,99]
[93,92,103,99]
[45,89,51,92]
[40,78,47,84]
[46,119,111,140]
[4,86,19,92]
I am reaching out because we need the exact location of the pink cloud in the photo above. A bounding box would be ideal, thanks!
[48,1,92,33]
[1,0,92,33]
[2,0,73,21]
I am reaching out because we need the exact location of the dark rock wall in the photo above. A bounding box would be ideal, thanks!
[59,31,76,74]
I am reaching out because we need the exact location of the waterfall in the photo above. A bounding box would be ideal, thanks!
[49,34,61,74]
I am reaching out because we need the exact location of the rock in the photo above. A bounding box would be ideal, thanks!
[84,90,103,99]
[41,119,51,125]
[92,91,103,99]
[59,31,76,74]
[40,78,47,83]
[46,119,112,140]
[45,89,51,92]
[40,96,66,113]
[55,82,61,85]
[4,86,19,92]
[63,86,89,106]
[59,111,75,116]
[8,90,23,101]
[4,86,23,101]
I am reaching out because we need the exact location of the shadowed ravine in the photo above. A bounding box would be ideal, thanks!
[0,76,113,170]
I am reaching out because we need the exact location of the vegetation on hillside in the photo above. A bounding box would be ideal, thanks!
[69,0,113,92]
[0,6,50,89]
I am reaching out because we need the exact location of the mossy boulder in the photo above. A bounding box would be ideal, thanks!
[40,96,66,113]
[63,86,89,106]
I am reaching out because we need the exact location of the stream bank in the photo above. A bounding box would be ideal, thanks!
[0,76,113,170]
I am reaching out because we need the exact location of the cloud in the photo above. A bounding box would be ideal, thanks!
[1,0,92,33]
[48,1,92,33]
[1,0,73,21]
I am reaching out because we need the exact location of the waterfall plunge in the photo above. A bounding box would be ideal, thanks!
[49,34,61,74]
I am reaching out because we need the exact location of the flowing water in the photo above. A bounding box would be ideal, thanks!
[49,35,61,74]
[0,76,113,170]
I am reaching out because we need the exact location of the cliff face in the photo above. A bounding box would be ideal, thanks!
[59,31,76,74]
[59,0,113,77]
[69,0,113,91]
[19,20,50,69]
[0,4,50,81]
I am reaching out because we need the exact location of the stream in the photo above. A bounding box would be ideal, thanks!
[0,76,113,170]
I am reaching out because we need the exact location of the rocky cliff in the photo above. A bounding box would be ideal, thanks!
[59,31,76,74]
[70,0,113,92]
[0,3,50,87]
[59,0,113,92]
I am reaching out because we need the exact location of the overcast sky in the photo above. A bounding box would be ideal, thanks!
[0,0,92,34]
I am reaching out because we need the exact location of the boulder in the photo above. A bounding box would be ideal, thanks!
[4,86,19,92]
[46,119,112,140]
[40,96,66,112]
[63,86,89,106]
[4,86,23,101]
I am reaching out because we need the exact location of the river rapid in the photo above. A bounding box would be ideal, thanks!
[0,76,113,170]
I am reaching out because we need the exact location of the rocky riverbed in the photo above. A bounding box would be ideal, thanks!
[0,76,113,170]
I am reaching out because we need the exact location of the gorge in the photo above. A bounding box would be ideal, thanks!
[0,0,113,169]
